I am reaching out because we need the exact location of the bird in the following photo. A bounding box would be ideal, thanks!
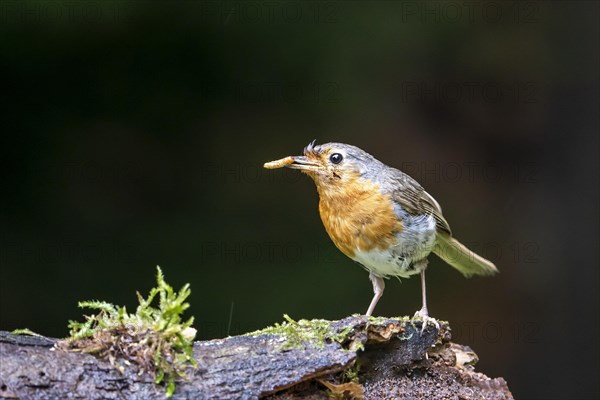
[264,141,498,328]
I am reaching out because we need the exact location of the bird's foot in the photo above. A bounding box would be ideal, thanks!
[413,308,440,335]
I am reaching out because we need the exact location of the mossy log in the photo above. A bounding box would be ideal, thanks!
[0,316,512,399]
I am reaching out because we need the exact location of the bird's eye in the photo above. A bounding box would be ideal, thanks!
[329,153,343,164]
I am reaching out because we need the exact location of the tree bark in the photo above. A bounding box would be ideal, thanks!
[0,316,513,399]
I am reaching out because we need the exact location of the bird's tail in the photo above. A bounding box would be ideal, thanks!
[433,232,498,277]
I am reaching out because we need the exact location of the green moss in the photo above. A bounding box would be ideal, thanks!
[11,328,41,336]
[245,315,354,350]
[343,359,361,382]
[365,315,412,325]
[60,266,196,398]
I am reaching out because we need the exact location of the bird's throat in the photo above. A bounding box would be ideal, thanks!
[316,176,403,259]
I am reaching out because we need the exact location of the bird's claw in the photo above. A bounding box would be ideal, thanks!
[413,309,440,335]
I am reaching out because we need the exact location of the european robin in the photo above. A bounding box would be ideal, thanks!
[264,141,497,327]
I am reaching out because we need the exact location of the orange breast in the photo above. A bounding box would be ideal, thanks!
[316,176,403,259]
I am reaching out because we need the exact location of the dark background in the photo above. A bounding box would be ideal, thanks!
[1,1,598,399]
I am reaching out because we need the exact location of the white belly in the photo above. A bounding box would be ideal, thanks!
[352,247,416,278]
[351,214,437,278]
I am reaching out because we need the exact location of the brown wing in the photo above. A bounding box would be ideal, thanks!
[387,169,452,235]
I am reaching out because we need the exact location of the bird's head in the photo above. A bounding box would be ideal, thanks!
[265,141,380,194]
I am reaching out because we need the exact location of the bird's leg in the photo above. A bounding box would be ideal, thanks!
[366,273,385,316]
[413,260,440,333]
[417,264,430,317]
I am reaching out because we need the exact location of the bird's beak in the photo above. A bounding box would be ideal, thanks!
[287,155,321,172]
[264,155,321,172]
